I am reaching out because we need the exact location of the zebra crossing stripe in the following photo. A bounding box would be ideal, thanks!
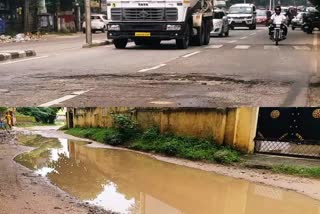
[234,45,250,49]
[293,46,311,50]
[206,45,223,49]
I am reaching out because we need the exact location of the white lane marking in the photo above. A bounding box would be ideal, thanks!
[182,51,201,58]
[234,45,250,50]
[138,64,166,73]
[0,55,49,65]
[39,89,92,107]
[150,101,175,105]
[227,40,237,43]
[240,36,248,40]
[205,44,223,49]
[264,45,279,50]
[293,46,311,50]
[249,33,257,36]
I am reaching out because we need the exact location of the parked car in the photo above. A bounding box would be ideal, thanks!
[256,9,267,25]
[227,4,257,30]
[211,9,229,37]
[291,12,306,30]
[82,14,109,33]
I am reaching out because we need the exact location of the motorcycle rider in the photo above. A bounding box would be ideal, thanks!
[269,6,288,39]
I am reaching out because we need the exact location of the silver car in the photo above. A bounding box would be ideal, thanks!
[211,10,229,37]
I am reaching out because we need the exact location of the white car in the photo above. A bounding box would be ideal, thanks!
[227,4,257,30]
[82,14,109,33]
[211,10,229,37]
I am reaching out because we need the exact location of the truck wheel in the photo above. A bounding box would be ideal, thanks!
[114,39,128,49]
[176,24,190,49]
[203,21,210,45]
[194,22,205,46]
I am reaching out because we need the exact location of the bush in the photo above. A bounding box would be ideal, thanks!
[213,149,240,164]
[16,107,60,124]
[111,114,139,141]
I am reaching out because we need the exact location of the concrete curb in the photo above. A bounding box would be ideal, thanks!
[310,75,320,87]
[0,50,36,62]
[82,40,113,48]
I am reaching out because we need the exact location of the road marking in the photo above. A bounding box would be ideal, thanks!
[205,44,223,49]
[182,51,201,58]
[293,46,311,51]
[0,55,49,65]
[227,40,237,43]
[38,89,92,107]
[249,33,257,36]
[138,64,166,72]
[150,101,175,105]
[240,36,248,40]
[234,45,250,50]
[264,45,279,50]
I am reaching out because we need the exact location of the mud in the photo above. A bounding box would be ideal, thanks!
[12,129,320,214]
[0,130,117,214]
[16,127,320,203]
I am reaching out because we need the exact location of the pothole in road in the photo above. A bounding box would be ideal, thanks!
[31,73,292,86]
[14,134,320,214]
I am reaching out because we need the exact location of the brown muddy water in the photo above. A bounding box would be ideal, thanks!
[15,135,320,214]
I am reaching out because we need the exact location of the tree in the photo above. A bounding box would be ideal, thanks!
[16,107,60,124]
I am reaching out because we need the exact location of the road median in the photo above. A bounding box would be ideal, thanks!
[0,50,36,62]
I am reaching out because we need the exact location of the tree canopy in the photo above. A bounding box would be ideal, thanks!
[16,107,60,124]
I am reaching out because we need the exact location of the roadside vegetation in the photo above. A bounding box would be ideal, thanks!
[65,114,241,164]
[15,108,65,127]
[271,165,320,178]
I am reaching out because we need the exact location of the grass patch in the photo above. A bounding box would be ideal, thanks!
[272,165,320,178]
[65,127,118,143]
[66,126,241,164]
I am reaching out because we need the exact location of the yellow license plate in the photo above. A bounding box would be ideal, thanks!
[135,32,151,37]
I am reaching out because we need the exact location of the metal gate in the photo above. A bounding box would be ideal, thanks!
[255,107,320,158]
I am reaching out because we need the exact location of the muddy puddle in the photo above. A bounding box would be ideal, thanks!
[15,135,320,214]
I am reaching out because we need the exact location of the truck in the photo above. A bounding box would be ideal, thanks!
[106,0,214,49]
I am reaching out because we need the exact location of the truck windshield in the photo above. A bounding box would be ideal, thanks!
[229,7,252,14]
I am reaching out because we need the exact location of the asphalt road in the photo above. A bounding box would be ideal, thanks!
[0,27,319,107]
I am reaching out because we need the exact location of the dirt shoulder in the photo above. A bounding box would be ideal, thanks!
[18,126,320,202]
[0,130,115,214]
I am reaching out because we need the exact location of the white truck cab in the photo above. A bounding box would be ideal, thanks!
[106,0,214,49]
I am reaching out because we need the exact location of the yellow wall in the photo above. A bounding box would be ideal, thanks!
[67,107,259,153]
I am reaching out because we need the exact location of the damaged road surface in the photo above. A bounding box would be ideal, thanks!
[0,132,117,214]
[10,133,320,214]
[0,27,319,106]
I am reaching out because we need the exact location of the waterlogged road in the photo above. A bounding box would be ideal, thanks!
[0,28,319,106]
[15,134,320,214]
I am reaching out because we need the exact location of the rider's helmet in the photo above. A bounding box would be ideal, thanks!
[275,6,281,15]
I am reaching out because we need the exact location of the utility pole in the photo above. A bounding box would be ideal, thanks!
[24,0,30,33]
[85,0,92,45]
[75,0,81,32]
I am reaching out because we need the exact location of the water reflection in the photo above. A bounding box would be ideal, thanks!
[15,135,320,214]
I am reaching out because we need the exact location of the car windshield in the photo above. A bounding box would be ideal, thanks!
[256,10,266,16]
[229,6,252,14]
[102,16,108,20]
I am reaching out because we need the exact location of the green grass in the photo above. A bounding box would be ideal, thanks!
[65,127,118,143]
[15,122,64,127]
[66,127,241,164]
[272,165,320,178]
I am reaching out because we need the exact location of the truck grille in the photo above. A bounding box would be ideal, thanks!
[110,8,178,21]
[124,8,164,21]
[111,8,122,20]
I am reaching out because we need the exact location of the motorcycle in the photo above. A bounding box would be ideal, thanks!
[270,23,286,46]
